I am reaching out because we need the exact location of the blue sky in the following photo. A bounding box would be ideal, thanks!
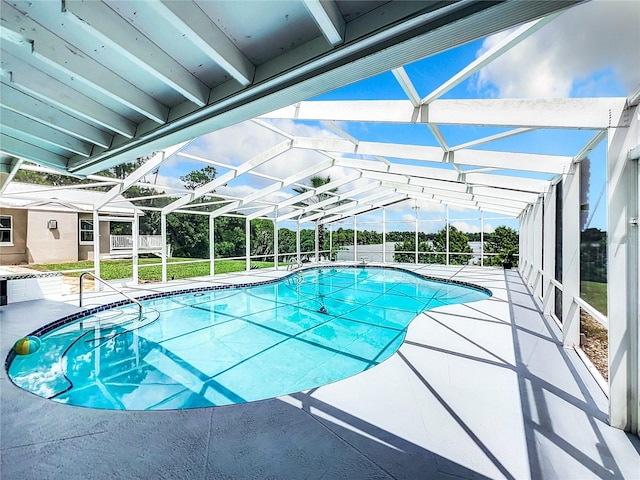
[154,0,639,234]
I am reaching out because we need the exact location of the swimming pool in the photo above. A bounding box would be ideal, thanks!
[7,266,490,410]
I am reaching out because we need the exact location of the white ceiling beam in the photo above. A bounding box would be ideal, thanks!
[293,136,575,174]
[428,124,450,152]
[465,172,549,193]
[304,186,394,222]
[471,194,530,210]
[335,157,459,182]
[573,130,607,163]
[470,185,539,204]
[1,51,136,137]
[421,13,562,104]
[0,157,23,194]
[251,119,295,140]
[451,127,534,151]
[298,182,384,222]
[0,109,92,157]
[63,0,209,107]
[263,98,627,129]
[209,158,333,219]
[0,3,169,123]
[321,193,408,223]
[292,136,356,153]
[392,67,421,107]
[95,141,192,210]
[359,170,467,193]
[0,134,68,171]
[277,181,376,222]
[145,1,255,86]
[162,140,292,215]
[302,0,345,46]
[249,173,360,220]
[320,121,359,145]
[0,83,113,148]
[452,149,571,174]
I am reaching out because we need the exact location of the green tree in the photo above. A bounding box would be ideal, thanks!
[180,166,217,190]
[251,219,273,261]
[483,226,519,266]
[292,176,339,255]
[394,226,473,265]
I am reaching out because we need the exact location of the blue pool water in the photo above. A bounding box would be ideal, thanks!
[7,267,489,410]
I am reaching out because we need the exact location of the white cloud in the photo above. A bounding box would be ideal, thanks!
[149,174,188,192]
[474,1,640,98]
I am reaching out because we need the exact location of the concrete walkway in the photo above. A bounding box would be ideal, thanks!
[1,265,639,479]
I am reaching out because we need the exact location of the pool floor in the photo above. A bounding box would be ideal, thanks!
[8,267,488,410]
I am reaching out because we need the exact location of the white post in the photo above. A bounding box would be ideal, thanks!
[93,209,100,290]
[354,216,358,262]
[445,205,450,265]
[273,218,278,270]
[520,207,529,275]
[382,207,387,264]
[562,162,581,348]
[161,213,167,283]
[246,217,251,271]
[607,101,639,433]
[542,186,557,315]
[532,196,543,297]
[315,223,319,261]
[480,210,484,267]
[132,212,139,285]
[414,203,419,264]
[209,215,215,276]
[296,221,301,264]
[329,225,333,261]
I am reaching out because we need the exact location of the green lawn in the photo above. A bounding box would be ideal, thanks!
[580,280,607,316]
[27,258,277,282]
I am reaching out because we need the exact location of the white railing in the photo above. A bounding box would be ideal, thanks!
[110,235,163,251]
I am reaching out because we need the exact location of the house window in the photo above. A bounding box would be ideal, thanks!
[79,219,94,244]
[0,215,12,245]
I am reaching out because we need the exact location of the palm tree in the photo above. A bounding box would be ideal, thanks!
[292,175,339,256]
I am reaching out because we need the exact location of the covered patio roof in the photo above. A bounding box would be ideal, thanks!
[1,0,581,177]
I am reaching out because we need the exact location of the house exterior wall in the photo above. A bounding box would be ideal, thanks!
[78,213,110,260]
[27,210,78,264]
[0,208,28,264]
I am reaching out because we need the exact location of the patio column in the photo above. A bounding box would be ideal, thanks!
[93,209,100,289]
[296,221,301,264]
[354,216,358,262]
[445,205,450,265]
[480,211,484,267]
[542,186,557,315]
[519,210,525,273]
[132,211,139,285]
[414,202,419,264]
[562,161,581,349]
[329,225,333,261]
[245,217,251,271]
[607,99,639,433]
[315,222,319,261]
[161,213,167,283]
[209,215,215,276]
[273,218,278,270]
[532,196,543,298]
[520,206,530,276]
[382,207,387,264]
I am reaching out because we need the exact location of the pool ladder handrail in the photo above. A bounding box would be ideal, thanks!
[79,272,143,318]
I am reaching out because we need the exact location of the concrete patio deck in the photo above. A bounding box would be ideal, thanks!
[1,265,639,479]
